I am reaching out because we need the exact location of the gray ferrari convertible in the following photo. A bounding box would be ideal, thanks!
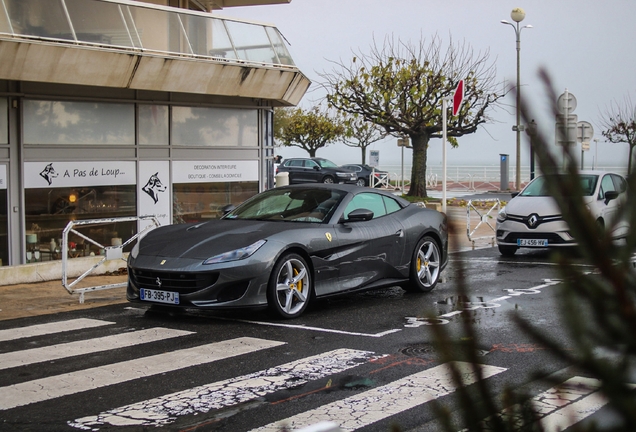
[127,184,448,318]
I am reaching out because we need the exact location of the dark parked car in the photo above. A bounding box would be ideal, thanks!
[276,157,357,184]
[127,184,448,319]
[340,164,390,187]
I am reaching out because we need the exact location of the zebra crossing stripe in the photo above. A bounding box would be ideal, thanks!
[0,318,113,342]
[0,337,284,411]
[0,327,194,371]
[251,361,507,432]
[69,348,379,429]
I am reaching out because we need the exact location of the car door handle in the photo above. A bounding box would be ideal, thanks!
[395,229,404,237]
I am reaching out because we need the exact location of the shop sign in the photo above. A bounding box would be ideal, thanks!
[0,165,6,190]
[171,160,258,183]
[24,161,136,189]
[138,161,170,228]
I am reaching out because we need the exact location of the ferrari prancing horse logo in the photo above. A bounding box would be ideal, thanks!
[325,232,332,242]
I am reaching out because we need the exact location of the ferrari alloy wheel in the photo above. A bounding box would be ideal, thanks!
[406,236,441,292]
[267,253,311,319]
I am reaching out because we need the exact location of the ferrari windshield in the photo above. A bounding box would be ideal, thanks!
[224,187,346,223]
[520,175,599,197]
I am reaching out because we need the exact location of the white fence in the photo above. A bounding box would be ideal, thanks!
[61,215,160,303]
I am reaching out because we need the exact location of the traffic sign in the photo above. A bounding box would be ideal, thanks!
[576,121,594,148]
[555,114,578,146]
[557,91,577,115]
[452,80,464,116]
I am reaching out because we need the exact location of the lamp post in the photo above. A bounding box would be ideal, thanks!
[501,7,532,190]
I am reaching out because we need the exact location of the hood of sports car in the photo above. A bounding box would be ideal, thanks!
[138,219,297,260]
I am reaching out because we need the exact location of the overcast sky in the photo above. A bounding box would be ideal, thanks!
[219,1,635,171]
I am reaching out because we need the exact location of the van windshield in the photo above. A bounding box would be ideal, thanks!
[520,175,599,197]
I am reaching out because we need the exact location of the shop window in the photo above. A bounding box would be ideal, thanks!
[23,100,134,145]
[172,181,258,224]
[138,105,169,145]
[0,98,7,144]
[24,185,137,262]
[172,106,258,147]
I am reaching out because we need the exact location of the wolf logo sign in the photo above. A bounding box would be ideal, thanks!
[142,172,167,204]
[39,163,58,185]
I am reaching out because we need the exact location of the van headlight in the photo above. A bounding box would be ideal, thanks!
[497,207,508,223]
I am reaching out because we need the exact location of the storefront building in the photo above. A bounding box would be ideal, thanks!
[0,0,310,266]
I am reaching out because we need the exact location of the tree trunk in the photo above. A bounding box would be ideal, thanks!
[361,146,367,165]
[309,148,316,157]
[629,144,634,175]
[408,133,429,197]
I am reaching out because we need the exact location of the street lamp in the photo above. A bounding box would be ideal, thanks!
[501,7,532,190]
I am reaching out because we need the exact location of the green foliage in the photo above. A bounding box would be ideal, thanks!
[340,113,386,164]
[432,70,636,431]
[273,107,345,157]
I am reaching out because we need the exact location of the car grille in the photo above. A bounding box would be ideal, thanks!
[506,213,562,229]
[129,268,219,294]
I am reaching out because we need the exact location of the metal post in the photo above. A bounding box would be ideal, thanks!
[515,21,521,190]
[442,98,448,213]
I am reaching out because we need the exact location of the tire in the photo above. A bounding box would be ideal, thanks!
[322,176,335,184]
[405,236,441,293]
[267,253,311,319]
[498,245,517,256]
[355,178,367,187]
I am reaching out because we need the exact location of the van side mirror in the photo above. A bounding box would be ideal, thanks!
[604,191,619,205]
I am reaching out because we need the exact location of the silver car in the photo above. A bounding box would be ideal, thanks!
[496,170,628,256]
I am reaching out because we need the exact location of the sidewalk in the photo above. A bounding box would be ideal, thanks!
[0,208,497,322]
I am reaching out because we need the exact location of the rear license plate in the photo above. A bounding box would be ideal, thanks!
[140,288,179,305]
[517,239,548,247]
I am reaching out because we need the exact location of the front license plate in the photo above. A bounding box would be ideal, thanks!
[140,288,180,305]
[517,238,548,247]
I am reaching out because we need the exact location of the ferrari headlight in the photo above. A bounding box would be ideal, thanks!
[130,241,140,259]
[497,207,508,223]
[203,239,266,265]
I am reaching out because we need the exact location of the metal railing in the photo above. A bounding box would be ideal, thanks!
[61,215,160,303]
[0,0,295,67]
[466,199,501,249]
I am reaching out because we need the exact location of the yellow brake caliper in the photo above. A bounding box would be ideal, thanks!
[291,268,302,293]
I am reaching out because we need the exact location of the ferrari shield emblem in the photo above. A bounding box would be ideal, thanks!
[325,232,332,242]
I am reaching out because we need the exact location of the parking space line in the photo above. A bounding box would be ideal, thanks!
[223,318,402,338]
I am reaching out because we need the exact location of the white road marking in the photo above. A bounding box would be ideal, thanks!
[476,376,636,431]
[224,318,401,338]
[0,337,284,410]
[69,348,380,429]
[405,279,561,327]
[251,361,507,432]
[0,318,113,342]
[0,327,194,371]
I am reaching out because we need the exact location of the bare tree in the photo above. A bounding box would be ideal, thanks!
[321,34,504,197]
[600,95,636,174]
